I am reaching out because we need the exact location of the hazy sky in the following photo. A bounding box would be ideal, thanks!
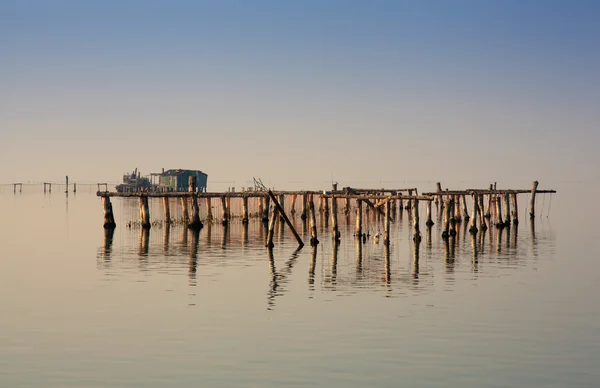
[2,0,599,190]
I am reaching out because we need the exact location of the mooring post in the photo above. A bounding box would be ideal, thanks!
[529,181,539,219]
[426,200,434,226]
[226,197,231,219]
[436,182,442,208]
[139,195,151,229]
[384,200,391,245]
[266,206,279,248]
[406,189,413,210]
[331,197,340,242]
[495,195,504,228]
[162,197,171,223]
[268,190,304,248]
[181,197,189,222]
[102,196,116,229]
[188,195,202,230]
[344,196,351,215]
[318,195,324,213]
[301,193,308,220]
[258,197,264,220]
[324,194,330,215]
[221,196,228,225]
[309,195,319,246]
[469,194,478,234]
[355,199,363,238]
[413,198,421,242]
[478,193,488,231]
[242,196,249,224]
[504,194,511,227]
[206,197,213,221]
[511,193,519,225]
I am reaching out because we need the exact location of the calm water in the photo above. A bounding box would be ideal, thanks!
[1,183,598,387]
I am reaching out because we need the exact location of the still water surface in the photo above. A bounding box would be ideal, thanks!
[0,183,598,387]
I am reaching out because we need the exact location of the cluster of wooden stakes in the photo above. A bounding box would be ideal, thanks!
[98,178,556,250]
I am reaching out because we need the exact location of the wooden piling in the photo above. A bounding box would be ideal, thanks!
[242,196,249,224]
[258,197,264,220]
[504,194,511,227]
[495,195,504,228]
[181,197,189,222]
[324,194,330,214]
[188,195,202,230]
[511,193,519,225]
[221,196,228,225]
[355,199,363,238]
[426,200,434,226]
[301,193,308,220]
[206,197,213,221]
[485,184,493,218]
[226,197,231,219]
[449,198,457,236]
[266,206,279,248]
[345,196,351,215]
[454,195,462,222]
[309,195,319,246]
[384,200,391,245]
[263,196,270,223]
[162,197,171,223]
[290,194,297,214]
[406,189,413,210]
[413,198,421,242]
[469,194,478,234]
[331,197,340,242]
[65,176,69,194]
[442,198,451,239]
[73,183,77,193]
[278,194,285,221]
[268,190,304,248]
[102,196,116,229]
[529,180,539,219]
[462,195,469,221]
[139,196,151,229]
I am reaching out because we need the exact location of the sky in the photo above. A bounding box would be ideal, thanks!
[1,0,599,190]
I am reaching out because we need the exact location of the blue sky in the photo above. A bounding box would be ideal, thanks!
[2,0,598,190]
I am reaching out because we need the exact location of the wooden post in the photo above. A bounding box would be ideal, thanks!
[226,197,231,219]
[73,183,77,193]
[258,197,264,220]
[188,176,197,193]
[290,194,297,214]
[469,194,478,234]
[529,181,539,219]
[449,198,457,236]
[504,194,511,227]
[442,198,451,239]
[511,193,519,225]
[181,197,189,222]
[331,196,340,241]
[278,194,285,221]
[478,194,487,231]
[406,189,413,210]
[242,196,249,224]
[301,193,308,220]
[309,195,319,246]
[139,196,151,229]
[206,197,213,221]
[324,194,330,214]
[355,199,363,238]
[426,200,434,226]
[263,196,270,223]
[495,195,504,228]
[318,195,324,213]
[65,176,69,194]
[266,206,279,248]
[345,196,351,215]
[49,183,51,193]
[486,184,493,218]
[268,190,304,248]
[454,195,462,222]
[221,196,228,225]
[188,195,202,229]
[413,199,421,242]
[384,200,391,245]
[102,196,116,229]
[462,195,469,221]
[162,197,171,223]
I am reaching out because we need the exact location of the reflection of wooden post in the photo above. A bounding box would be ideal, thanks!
[331,197,339,241]
[162,197,170,223]
[268,190,304,248]
[529,181,539,219]
[139,196,151,229]
[181,197,189,222]
[412,199,421,242]
[266,207,279,248]
[309,195,319,246]
[511,193,519,225]
[355,199,363,237]
[242,196,249,224]
[469,194,478,234]
[102,196,116,229]
[384,200,391,245]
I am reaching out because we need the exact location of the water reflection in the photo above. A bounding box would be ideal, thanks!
[139,228,149,257]
[267,247,301,310]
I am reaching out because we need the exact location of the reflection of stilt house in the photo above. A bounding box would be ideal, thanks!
[154,169,208,192]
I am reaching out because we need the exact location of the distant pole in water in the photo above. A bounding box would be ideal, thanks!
[65,176,69,194]
[73,183,77,193]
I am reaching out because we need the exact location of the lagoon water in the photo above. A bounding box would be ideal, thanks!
[0,182,598,387]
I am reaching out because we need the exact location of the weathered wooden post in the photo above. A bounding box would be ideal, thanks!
[268,190,304,248]
[278,194,285,221]
[324,194,330,215]
[454,195,462,222]
[73,183,77,193]
[442,198,451,239]
[189,196,202,229]
[48,183,51,193]
[529,181,539,219]
[413,198,421,242]
[406,189,413,210]
[139,195,151,229]
[449,198,457,236]
[65,176,69,194]
[318,195,324,213]
[242,196,249,224]
[331,196,340,242]
[301,193,308,220]
[226,197,231,219]
[162,197,171,223]
[436,182,442,208]
[206,197,213,221]
[102,196,116,229]
[495,195,504,228]
[486,184,493,218]
[384,200,391,245]
[221,196,228,225]
[426,200,434,227]
[511,193,519,225]
[469,194,478,234]
[462,195,469,221]
[355,199,363,238]
[263,196,270,223]
[290,194,297,214]
[309,195,319,246]
[180,197,189,222]
[504,194,511,227]
[266,206,279,248]
[258,197,264,220]
[344,196,351,215]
